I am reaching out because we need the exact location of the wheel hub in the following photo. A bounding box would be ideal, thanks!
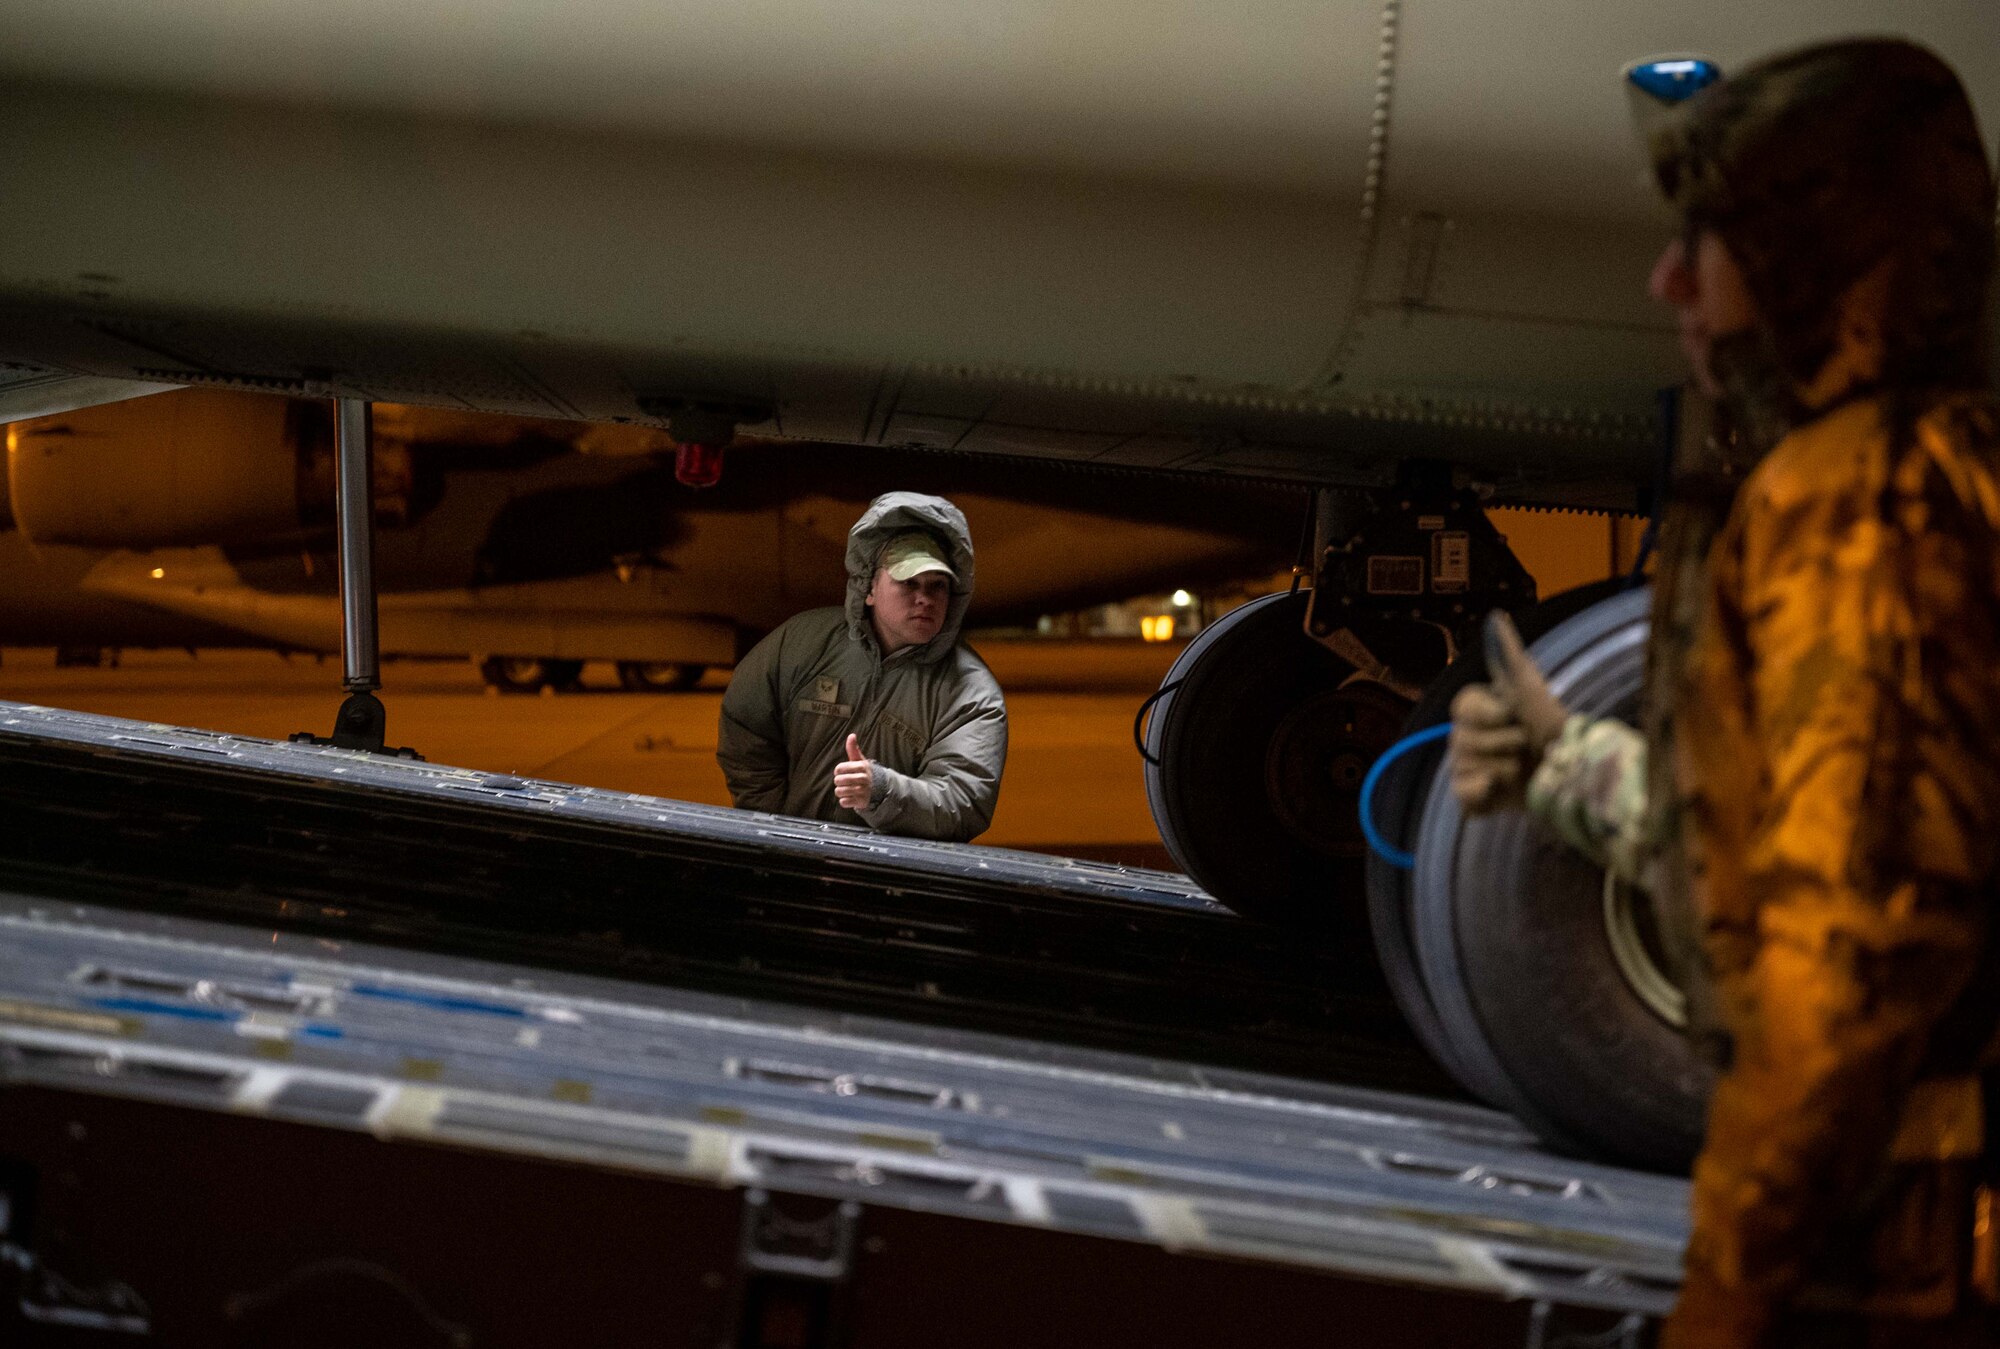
[1602,871,1687,1028]
[1263,682,1409,855]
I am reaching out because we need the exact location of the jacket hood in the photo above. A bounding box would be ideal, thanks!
[844,492,977,663]
[1650,39,1995,415]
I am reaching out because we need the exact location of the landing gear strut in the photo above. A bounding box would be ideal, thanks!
[291,398,420,759]
[1138,464,1706,1164]
[1141,465,1534,926]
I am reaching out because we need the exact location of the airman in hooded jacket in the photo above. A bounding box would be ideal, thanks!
[1450,39,2000,1348]
[716,492,1007,842]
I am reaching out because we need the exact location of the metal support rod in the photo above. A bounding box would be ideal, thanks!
[1310,487,1359,568]
[333,398,380,693]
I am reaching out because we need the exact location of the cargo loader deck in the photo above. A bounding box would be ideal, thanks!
[0,703,1685,1344]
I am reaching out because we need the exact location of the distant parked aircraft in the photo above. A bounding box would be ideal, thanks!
[3,389,1300,689]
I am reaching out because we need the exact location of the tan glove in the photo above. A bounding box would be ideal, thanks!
[1448,611,1570,814]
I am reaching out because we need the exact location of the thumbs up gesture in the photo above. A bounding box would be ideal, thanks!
[834,732,876,811]
[1448,611,1571,814]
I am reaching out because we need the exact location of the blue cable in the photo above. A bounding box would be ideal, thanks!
[1358,722,1452,870]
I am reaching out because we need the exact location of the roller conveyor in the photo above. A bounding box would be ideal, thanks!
[0,703,1688,1343]
[0,701,1443,1093]
[0,893,1685,1344]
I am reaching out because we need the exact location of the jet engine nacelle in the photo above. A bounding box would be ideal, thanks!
[6,389,305,549]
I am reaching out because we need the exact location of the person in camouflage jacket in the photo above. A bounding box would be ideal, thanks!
[1449,39,2000,1348]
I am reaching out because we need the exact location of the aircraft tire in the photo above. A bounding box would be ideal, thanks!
[1407,586,1711,1169]
[1142,590,1405,929]
[478,656,583,693]
[616,661,706,692]
[1361,579,1630,1097]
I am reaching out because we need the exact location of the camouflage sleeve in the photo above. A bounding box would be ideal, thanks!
[1525,714,1653,886]
[1667,427,2000,1346]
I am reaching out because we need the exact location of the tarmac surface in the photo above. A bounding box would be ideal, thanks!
[0,639,1184,865]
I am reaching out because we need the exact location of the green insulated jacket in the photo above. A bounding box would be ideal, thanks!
[715,492,1008,841]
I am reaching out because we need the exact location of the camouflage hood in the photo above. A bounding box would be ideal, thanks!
[1650,39,1996,427]
[842,492,977,663]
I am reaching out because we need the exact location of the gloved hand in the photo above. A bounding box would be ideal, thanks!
[1448,611,1570,814]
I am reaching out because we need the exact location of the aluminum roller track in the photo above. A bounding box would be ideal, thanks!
[0,701,1439,1095]
[0,893,1687,1342]
[0,702,1691,1340]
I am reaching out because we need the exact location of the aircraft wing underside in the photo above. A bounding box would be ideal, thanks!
[0,58,1689,515]
[0,312,1659,514]
[3,6,1996,515]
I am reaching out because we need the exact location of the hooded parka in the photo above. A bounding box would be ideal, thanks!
[716,492,1007,842]
[1524,39,2000,1348]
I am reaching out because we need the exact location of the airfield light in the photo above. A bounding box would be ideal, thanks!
[150,567,165,580]
[1171,590,1193,607]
